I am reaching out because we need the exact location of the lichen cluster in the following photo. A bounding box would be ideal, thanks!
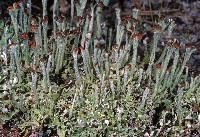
[0,0,200,136]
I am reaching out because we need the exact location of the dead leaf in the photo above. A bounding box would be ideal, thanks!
[193,103,199,113]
